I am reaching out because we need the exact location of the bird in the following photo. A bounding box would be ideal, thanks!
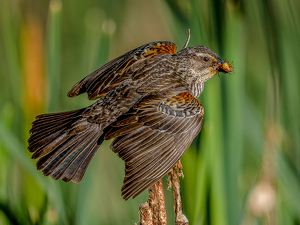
[28,40,233,200]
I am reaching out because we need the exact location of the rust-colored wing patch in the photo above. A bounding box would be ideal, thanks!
[142,42,177,57]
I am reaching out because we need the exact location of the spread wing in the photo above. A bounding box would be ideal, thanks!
[68,41,177,100]
[104,92,204,200]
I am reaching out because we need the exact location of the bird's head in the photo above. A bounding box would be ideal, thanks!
[176,46,233,97]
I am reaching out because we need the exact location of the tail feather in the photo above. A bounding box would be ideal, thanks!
[28,109,103,183]
[50,131,99,180]
[28,110,84,153]
[28,124,67,148]
[72,142,101,183]
[37,133,90,172]
[31,133,68,158]
[30,110,81,133]
[56,135,100,182]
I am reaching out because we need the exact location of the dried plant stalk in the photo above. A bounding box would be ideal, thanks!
[168,160,188,225]
[140,180,167,225]
[139,160,188,225]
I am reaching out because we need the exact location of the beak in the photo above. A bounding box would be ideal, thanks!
[216,60,234,73]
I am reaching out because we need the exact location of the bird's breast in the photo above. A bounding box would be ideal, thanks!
[189,81,203,99]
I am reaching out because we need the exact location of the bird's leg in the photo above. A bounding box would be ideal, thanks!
[139,179,167,225]
[168,160,188,225]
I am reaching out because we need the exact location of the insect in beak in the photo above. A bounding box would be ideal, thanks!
[218,61,234,73]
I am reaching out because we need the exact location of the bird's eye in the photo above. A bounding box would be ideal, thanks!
[203,57,209,62]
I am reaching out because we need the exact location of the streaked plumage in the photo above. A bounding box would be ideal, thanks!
[28,41,233,200]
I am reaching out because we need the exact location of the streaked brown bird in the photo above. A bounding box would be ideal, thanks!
[28,40,233,200]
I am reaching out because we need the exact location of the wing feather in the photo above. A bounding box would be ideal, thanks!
[68,41,177,100]
[106,92,204,199]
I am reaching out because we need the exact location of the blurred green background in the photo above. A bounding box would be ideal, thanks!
[0,0,299,224]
